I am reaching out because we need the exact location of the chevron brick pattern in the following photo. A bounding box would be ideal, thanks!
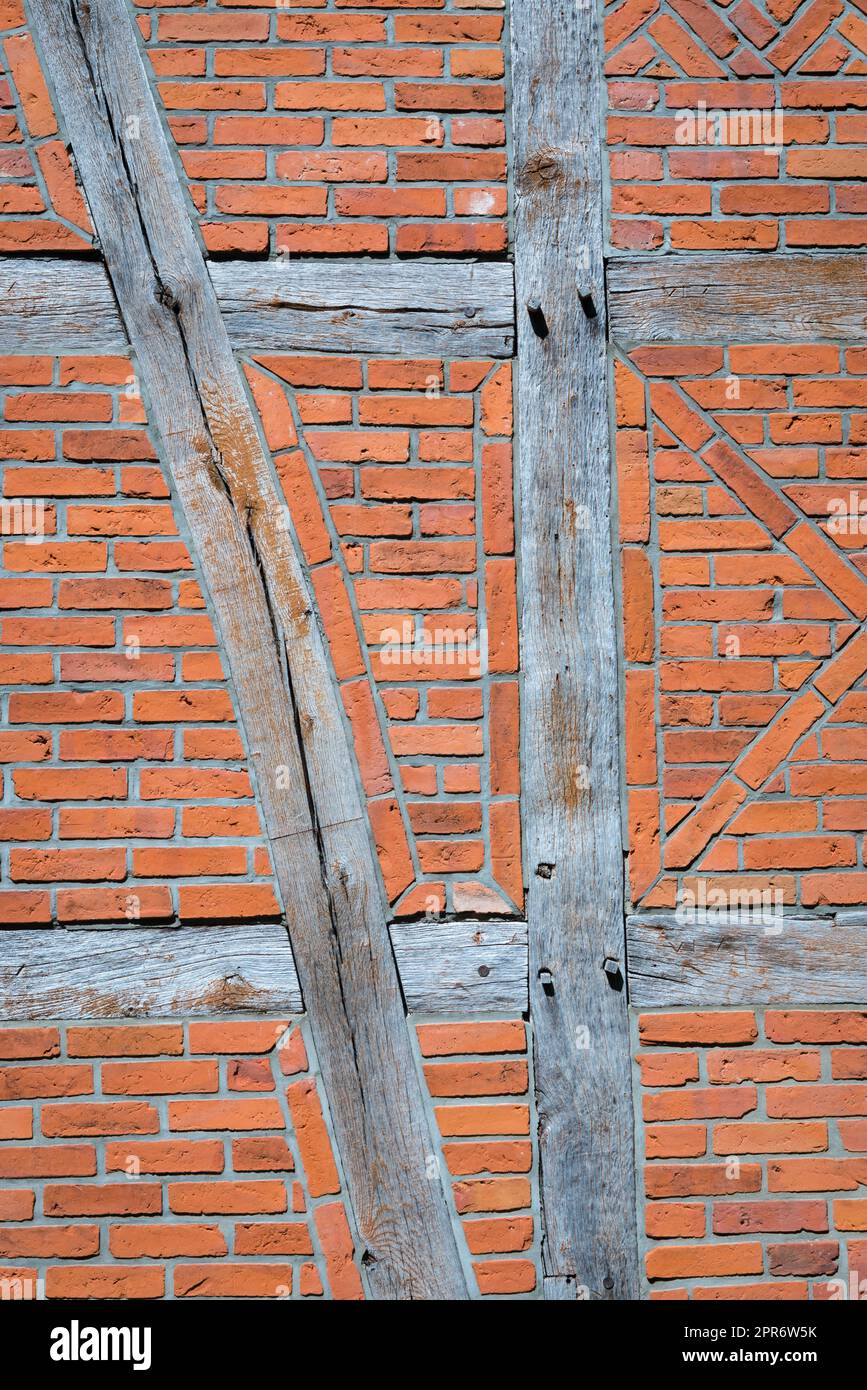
[605,0,867,251]
[618,343,867,912]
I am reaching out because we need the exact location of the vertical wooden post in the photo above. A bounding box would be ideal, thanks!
[510,1,640,1297]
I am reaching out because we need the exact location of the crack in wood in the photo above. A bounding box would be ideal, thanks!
[25,0,470,1301]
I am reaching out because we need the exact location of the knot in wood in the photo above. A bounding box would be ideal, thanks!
[520,148,564,191]
[156,281,181,313]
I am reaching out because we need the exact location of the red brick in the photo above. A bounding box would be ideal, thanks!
[175,1263,293,1298]
[286,1078,340,1197]
[314,1201,364,1300]
[169,1181,286,1216]
[639,1012,758,1046]
[46,1266,164,1299]
[43,1184,161,1218]
[110,1225,227,1259]
[169,1099,284,1132]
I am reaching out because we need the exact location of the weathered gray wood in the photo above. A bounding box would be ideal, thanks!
[628,913,867,1007]
[0,922,528,1019]
[0,257,514,356]
[511,0,639,1299]
[211,260,515,356]
[0,258,126,350]
[27,0,467,1301]
[391,921,528,1015]
[609,254,867,344]
[0,927,303,1020]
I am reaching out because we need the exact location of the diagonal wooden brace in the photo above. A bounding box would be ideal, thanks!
[25,0,468,1301]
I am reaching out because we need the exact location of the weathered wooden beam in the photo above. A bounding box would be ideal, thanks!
[0,257,515,356]
[628,913,867,1008]
[211,259,515,356]
[608,253,867,344]
[27,0,468,1301]
[0,258,126,350]
[0,927,303,1020]
[0,923,523,1020]
[391,921,528,1015]
[510,0,639,1300]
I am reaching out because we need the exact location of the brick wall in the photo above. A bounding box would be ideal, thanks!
[0,349,519,923]
[0,2,526,1300]
[245,352,520,915]
[2,0,509,258]
[0,4,93,251]
[0,1017,536,1299]
[133,0,509,258]
[608,0,867,1309]
[637,1008,867,1300]
[0,354,282,927]
[617,341,867,914]
[0,8,523,917]
[419,1018,537,1294]
[605,0,867,253]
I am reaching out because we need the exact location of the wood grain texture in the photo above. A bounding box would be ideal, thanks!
[0,927,303,1020]
[391,921,528,1015]
[26,0,467,1301]
[0,258,126,350]
[0,922,527,1019]
[628,914,867,1007]
[0,257,514,355]
[510,0,639,1300]
[609,254,867,344]
[211,259,515,356]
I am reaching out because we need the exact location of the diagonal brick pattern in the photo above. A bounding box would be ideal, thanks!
[605,0,867,250]
[0,2,93,251]
[618,342,867,911]
[245,352,522,916]
[0,1016,537,1299]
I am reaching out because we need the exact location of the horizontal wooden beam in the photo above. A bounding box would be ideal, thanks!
[0,926,303,1019]
[0,923,527,1019]
[0,258,127,351]
[390,920,528,1015]
[608,253,867,344]
[627,912,867,1007]
[0,257,515,356]
[211,259,515,356]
